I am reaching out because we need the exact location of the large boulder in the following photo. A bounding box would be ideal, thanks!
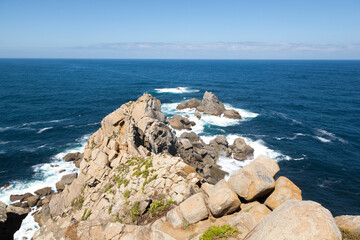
[176,98,201,110]
[168,115,195,130]
[63,152,83,162]
[228,161,275,201]
[25,195,40,207]
[226,138,254,161]
[265,176,302,210]
[56,173,78,191]
[198,91,226,116]
[223,109,242,119]
[167,207,185,229]
[243,200,342,240]
[335,215,360,234]
[35,187,52,197]
[179,193,209,224]
[209,135,228,152]
[253,155,280,177]
[208,179,240,217]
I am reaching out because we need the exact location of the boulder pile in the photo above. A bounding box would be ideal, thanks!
[6,92,353,240]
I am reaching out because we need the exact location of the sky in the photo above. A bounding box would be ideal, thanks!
[0,0,359,59]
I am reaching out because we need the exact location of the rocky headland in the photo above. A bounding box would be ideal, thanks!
[1,92,359,239]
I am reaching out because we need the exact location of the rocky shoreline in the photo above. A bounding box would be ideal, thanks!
[1,92,359,239]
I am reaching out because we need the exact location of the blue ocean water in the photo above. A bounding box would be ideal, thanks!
[0,59,359,219]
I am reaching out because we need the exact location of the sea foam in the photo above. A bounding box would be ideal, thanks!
[154,87,200,94]
[0,133,92,240]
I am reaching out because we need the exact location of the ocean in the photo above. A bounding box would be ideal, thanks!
[0,59,359,238]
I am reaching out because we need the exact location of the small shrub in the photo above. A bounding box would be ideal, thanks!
[148,198,176,217]
[341,228,360,240]
[200,225,238,240]
[104,183,114,193]
[108,204,113,214]
[123,189,131,199]
[130,201,141,222]
[81,209,91,221]
[71,196,84,210]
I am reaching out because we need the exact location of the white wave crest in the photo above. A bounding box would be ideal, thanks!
[202,134,292,179]
[275,133,308,141]
[162,102,258,137]
[37,127,53,134]
[315,136,332,143]
[315,128,347,143]
[155,87,200,94]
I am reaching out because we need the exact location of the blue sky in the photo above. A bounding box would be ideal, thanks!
[0,0,359,59]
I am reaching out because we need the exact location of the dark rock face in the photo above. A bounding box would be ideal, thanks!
[0,212,28,240]
[226,137,254,161]
[176,132,226,184]
[200,91,226,116]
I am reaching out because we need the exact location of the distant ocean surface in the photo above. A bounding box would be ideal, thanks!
[0,59,359,228]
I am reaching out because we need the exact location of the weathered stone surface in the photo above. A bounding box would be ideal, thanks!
[335,215,360,234]
[10,194,23,202]
[208,180,240,217]
[180,138,193,150]
[265,176,302,210]
[223,109,242,119]
[6,205,30,215]
[35,187,52,196]
[179,193,209,224]
[56,173,78,191]
[228,161,275,201]
[228,212,257,239]
[167,207,185,228]
[240,202,271,223]
[194,111,201,119]
[199,91,226,116]
[176,98,201,110]
[243,200,342,240]
[25,195,40,207]
[0,201,7,223]
[253,155,280,177]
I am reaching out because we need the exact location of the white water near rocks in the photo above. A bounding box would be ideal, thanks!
[0,134,91,239]
[162,100,291,180]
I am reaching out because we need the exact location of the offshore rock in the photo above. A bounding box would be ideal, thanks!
[176,98,201,110]
[223,109,242,119]
[198,91,226,116]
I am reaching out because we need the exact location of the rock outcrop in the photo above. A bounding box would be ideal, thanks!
[28,93,343,240]
[176,91,242,119]
[243,200,342,240]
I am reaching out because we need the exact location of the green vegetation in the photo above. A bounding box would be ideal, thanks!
[148,198,176,217]
[70,196,84,210]
[81,183,87,194]
[130,201,141,222]
[81,209,92,221]
[200,225,238,240]
[108,204,113,214]
[341,228,360,240]
[104,183,114,193]
[183,221,190,230]
[123,189,131,199]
